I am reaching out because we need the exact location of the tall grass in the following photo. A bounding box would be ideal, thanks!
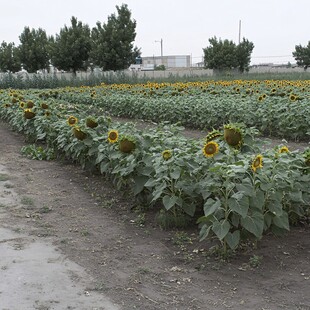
[1,70,310,89]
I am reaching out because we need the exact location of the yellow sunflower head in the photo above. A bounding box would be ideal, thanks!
[289,94,297,101]
[279,146,289,154]
[162,150,172,160]
[107,129,119,143]
[252,154,263,172]
[202,141,219,158]
[19,101,25,108]
[67,116,78,126]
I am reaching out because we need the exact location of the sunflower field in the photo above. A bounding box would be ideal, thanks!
[0,79,309,254]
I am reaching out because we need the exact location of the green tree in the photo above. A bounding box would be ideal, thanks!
[203,36,254,72]
[236,38,254,72]
[203,37,237,71]
[293,41,310,69]
[91,4,140,71]
[0,41,21,72]
[50,16,91,74]
[18,27,51,73]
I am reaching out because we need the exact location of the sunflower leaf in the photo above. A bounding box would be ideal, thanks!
[162,195,178,210]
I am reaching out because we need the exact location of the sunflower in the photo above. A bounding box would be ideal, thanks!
[24,109,36,119]
[86,117,98,128]
[107,130,119,143]
[41,103,49,109]
[202,141,219,158]
[252,154,263,172]
[224,124,243,147]
[26,100,34,108]
[289,94,297,101]
[279,146,289,153]
[258,95,264,101]
[45,111,51,117]
[73,126,87,140]
[119,137,136,153]
[205,129,222,142]
[19,101,25,108]
[162,150,172,160]
[67,116,78,126]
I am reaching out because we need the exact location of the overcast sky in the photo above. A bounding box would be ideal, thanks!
[0,0,309,65]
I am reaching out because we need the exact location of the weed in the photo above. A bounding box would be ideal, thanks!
[21,196,35,206]
[4,183,14,189]
[80,229,89,237]
[0,174,10,181]
[39,205,52,213]
[172,231,193,246]
[249,255,263,268]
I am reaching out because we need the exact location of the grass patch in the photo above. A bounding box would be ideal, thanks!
[0,174,10,181]
[21,196,35,206]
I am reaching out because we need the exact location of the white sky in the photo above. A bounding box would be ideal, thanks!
[0,0,309,65]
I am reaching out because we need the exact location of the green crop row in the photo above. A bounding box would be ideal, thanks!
[1,85,310,255]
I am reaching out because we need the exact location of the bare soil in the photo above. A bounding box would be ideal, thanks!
[0,119,310,310]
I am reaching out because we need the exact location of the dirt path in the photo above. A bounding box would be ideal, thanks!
[0,120,310,310]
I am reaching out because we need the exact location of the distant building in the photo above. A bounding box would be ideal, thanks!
[141,55,191,68]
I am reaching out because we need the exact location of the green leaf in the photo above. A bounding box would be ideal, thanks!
[132,175,149,195]
[272,211,290,231]
[144,178,157,188]
[241,212,264,238]
[236,179,254,197]
[267,200,283,216]
[228,194,249,218]
[289,191,304,203]
[212,219,230,240]
[100,162,110,174]
[254,190,265,210]
[151,183,167,202]
[204,198,221,217]
[260,182,273,191]
[182,202,196,217]
[170,167,181,179]
[162,195,178,210]
[199,224,212,241]
[225,230,240,250]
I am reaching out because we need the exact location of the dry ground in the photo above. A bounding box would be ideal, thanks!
[0,119,310,310]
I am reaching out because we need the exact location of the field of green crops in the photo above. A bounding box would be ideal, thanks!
[0,79,309,254]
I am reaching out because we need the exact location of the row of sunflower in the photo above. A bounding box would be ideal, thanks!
[0,89,310,253]
[55,80,310,141]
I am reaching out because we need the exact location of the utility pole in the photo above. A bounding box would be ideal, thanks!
[155,38,163,64]
[238,20,241,44]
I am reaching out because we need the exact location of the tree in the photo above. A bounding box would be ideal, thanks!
[203,36,254,72]
[236,38,254,72]
[91,4,140,71]
[18,27,51,73]
[50,17,91,74]
[293,41,310,69]
[0,41,21,72]
[203,37,237,71]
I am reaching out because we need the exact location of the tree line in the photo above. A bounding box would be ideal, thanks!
[0,4,140,74]
[0,3,309,74]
